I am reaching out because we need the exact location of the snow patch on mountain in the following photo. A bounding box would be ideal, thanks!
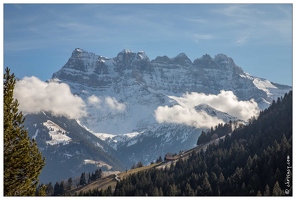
[93,131,142,150]
[43,120,72,145]
[253,78,277,96]
[32,129,39,140]
[83,159,113,170]
[194,104,240,123]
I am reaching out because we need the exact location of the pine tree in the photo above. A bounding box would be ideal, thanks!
[104,185,113,196]
[156,156,162,163]
[184,183,195,196]
[263,184,270,196]
[80,172,86,185]
[202,175,212,195]
[67,178,73,191]
[272,181,283,196]
[46,182,54,196]
[95,168,102,179]
[152,187,159,196]
[36,184,47,196]
[53,182,60,196]
[167,184,178,196]
[88,173,91,184]
[257,190,262,196]
[60,181,65,195]
[4,68,45,196]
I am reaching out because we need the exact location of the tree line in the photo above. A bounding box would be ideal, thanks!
[197,119,244,145]
[36,168,103,196]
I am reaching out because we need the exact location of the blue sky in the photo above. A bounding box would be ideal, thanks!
[3,3,293,86]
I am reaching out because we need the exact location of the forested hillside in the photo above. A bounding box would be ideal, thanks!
[93,91,292,196]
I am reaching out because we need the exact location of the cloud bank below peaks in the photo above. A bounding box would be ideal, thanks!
[154,90,259,129]
[14,77,87,119]
[155,105,224,129]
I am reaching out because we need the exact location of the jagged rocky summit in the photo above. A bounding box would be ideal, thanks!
[53,48,290,108]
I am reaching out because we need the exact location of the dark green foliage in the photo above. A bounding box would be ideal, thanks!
[272,181,283,196]
[53,182,60,196]
[197,121,238,145]
[45,182,54,196]
[89,168,103,182]
[35,184,47,196]
[3,68,45,196]
[156,156,163,163]
[80,172,87,186]
[43,167,104,196]
[131,161,144,169]
[67,178,73,191]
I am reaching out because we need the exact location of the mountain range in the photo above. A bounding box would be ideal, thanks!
[22,48,291,184]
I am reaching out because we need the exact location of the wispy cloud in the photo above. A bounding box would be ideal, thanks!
[4,4,291,52]
[209,4,292,45]
[183,17,208,24]
[194,33,213,43]
[4,5,111,51]
[234,35,249,46]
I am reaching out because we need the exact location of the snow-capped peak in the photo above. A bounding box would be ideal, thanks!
[195,104,240,123]
[74,48,85,53]
[122,49,133,54]
[136,51,149,61]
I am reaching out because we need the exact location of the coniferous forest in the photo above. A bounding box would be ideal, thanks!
[78,91,292,196]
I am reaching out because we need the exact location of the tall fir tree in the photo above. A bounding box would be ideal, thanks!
[3,68,45,196]
[53,182,60,196]
[80,172,86,185]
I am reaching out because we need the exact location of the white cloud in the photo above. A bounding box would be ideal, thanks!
[14,77,127,119]
[88,95,102,108]
[105,96,126,112]
[179,90,259,121]
[14,76,86,119]
[155,105,224,129]
[86,95,126,112]
[154,90,259,129]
